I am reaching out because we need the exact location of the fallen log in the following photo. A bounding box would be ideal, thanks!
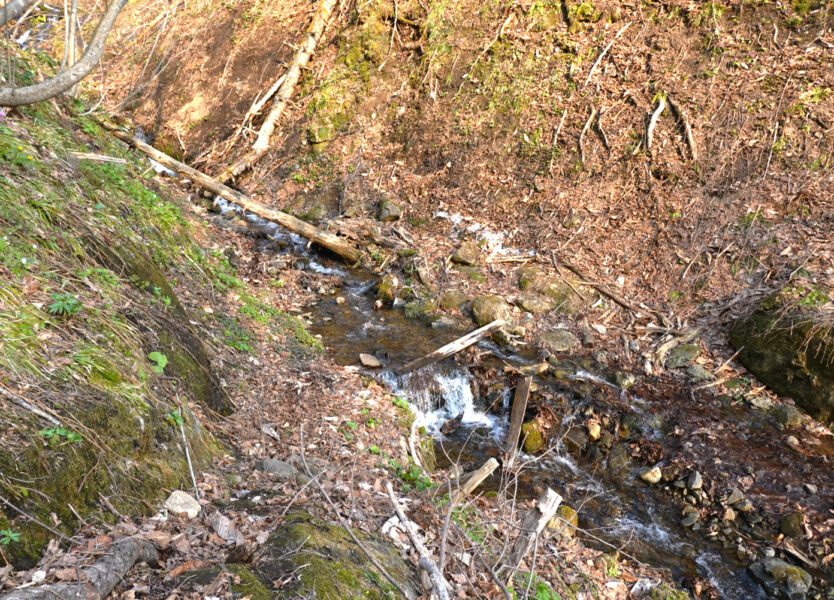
[98,121,362,264]
[503,376,531,470]
[395,319,505,375]
[452,457,498,504]
[0,538,157,600]
[215,0,339,185]
[505,488,562,573]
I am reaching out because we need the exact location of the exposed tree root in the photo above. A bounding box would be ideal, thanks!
[667,95,698,160]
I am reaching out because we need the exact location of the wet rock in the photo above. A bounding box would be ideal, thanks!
[665,344,701,369]
[536,329,579,353]
[375,275,397,305]
[612,371,636,389]
[548,505,579,538]
[164,490,201,519]
[749,558,812,600]
[451,241,480,265]
[618,413,642,439]
[359,353,382,368]
[521,422,545,453]
[639,466,662,484]
[730,289,834,421]
[681,511,700,527]
[774,405,803,427]
[431,316,459,329]
[726,488,744,505]
[687,364,715,383]
[780,511,805,539]
[377,199,402,221]
[563,428,588,455]
[687,471,703,490]
[471,295,512,327]
[735,499,754,512]
[518,294,556,314]
[438,290,467,310]
[607,444,630,474]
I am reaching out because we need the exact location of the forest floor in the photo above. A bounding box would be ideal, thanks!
[2,0,834,599]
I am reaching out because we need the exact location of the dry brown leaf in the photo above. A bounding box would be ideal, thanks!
[166,559,211,579]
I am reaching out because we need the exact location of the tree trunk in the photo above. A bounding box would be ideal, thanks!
[215,0,339,185]
[100,122,362,263]
[0,0,36,27]
[0,0,126,106]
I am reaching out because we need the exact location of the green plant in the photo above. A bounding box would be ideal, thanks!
[368,445,381,455]
[38,427,83,444]
[47,292,82,317]
[509,572,561,600]
[366,416,381,429]
[391,396,409,410]
[0,529,21,546]
[147,351,167,374]
[163,410,182,427]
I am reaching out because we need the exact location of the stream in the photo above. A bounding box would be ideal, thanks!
[212,197,833,598]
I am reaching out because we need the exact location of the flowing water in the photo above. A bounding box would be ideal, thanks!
[208,199,832,597]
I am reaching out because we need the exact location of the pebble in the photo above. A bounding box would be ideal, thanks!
[359,353,382,368]
[786,435,799,446]
[803,483,818,495]
[763,548,776,558]
[726,487,744,505]
[687,470,703,490]
[681,512,700,527]
[336,296,346,304]
[587,421,601,441]
[639,466,662,484]
[723,508,736,521]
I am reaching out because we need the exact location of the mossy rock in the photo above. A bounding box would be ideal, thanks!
[254,512,418,599]
[451,241,480,265]
[521,421,545,453]
[730,291,834,421]
[665,344,701,369]
[518,294,556,314]
[471,295,512,327]
[517,266,581,313]
[548,504,579,538]
[749,558,812,600]
[376,274,397,305]
[404,298,436,322]
[455,265,486,282]
[438,290,467,310]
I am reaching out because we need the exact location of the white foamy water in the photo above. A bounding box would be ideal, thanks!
[381,367,506,440]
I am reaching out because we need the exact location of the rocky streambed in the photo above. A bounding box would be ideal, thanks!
[302,255,834,600]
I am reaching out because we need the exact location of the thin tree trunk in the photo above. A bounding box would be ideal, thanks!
[0,0,35,27]
[215,0,338,185]
[0,0,126,106]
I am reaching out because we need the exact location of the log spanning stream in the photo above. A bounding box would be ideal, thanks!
[211,197,832,599]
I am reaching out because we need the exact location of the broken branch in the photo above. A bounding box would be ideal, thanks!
[583,22,631,88]
[395,319,505,375]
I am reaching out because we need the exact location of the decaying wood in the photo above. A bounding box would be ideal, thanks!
[0,538,157,600]
[98,122,362,263]
[452,457,498,504]
[395,320,505,375]
[68,151,127,164]
[666,95,698,160]
[503,376,531,470]
[583,22,631,88]
[215,0,339,185]
[385,482,451,600]
[505,488,562,573]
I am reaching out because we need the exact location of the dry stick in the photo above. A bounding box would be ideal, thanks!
[715,346,744,374]
[0,538,157,600]
[451,458,498,504]
[0,494,73,543]
[645,92,667,154]
[385,482,451,600]
[666,95,698,160]
[395,319,505,375]
[216,0,339,185]
[582,21,631,88]
[504,488,562,575]
[594,109,610,151]
[503,376,531,470]
[98,122,362,263]
[0,386,61,426]
[298,426,410,599]
[578,107,597,164]
[177,406,199,499]
[557,259,647,317]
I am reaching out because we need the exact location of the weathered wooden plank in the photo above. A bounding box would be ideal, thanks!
[503,376,532,469]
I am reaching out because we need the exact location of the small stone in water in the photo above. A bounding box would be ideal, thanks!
[681,512,700,527]
[359,353,382,368]
[639,466,662,484]
[587,421,601,441]
[687,470,703,490]
[336,296,346,304]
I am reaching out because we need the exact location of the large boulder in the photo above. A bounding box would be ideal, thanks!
[517,266,581,313]
[730,288,834,421]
